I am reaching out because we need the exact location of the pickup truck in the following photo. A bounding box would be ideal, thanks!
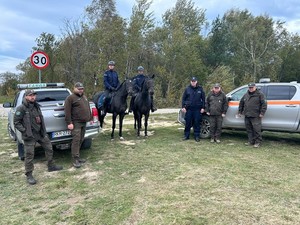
[3,83,100,160]
[178,79,300,138]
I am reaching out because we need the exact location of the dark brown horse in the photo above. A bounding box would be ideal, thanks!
[133,75,155,137]
[93,79,133,140]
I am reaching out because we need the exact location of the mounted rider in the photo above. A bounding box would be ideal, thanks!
[99,60,120,114]
[129,66,157,113]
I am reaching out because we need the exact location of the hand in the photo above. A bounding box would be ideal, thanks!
[182,108,186,113]
[200,108,205,113]
[206,112,210,116]
[68,124,74,130]
[222,113,225,118]
[259,114,264,118]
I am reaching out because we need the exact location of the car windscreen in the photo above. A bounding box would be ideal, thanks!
[35,90,70,102]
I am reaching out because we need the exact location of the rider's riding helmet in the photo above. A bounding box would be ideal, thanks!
[108,61,115,66]
[137,66,144,71]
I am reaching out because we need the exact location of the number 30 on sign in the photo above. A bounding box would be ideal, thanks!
[30,51,50,70]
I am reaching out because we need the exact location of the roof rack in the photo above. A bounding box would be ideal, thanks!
[17,83,65,89]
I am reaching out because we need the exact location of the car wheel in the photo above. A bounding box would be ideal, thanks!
[17,140,25,161]
[81,138,92,149]
[200,115,211,139]
[7,123,16,141]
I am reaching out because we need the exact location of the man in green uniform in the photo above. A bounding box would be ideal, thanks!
[238,83,267,148]
[14,89,63,185]
[64,82,92,168]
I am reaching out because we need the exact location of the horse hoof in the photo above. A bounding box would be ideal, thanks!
[120,137,125,141]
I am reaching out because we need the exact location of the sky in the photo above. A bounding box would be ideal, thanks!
[1,0,300,74]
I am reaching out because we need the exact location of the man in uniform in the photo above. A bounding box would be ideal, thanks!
[238,83,267,147]
[129,66,157,113]
[14,89,63,185]
[64,82,92,168]
[181,77,206,142]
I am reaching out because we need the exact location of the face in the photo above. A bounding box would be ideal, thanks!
[25,94,37,103]
[190,80,197,87]
[213,87,221,93]
[138,70,144,74]
[248,86,257,92]
[108,64,115,69]
[74,87,84,95]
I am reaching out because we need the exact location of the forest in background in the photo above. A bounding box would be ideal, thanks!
[1,0,300,107]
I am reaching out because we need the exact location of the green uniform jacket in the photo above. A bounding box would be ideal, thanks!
[14,98,47,140]
[238,89,267,117]
[64,93,92,125]
[205,91,228,116]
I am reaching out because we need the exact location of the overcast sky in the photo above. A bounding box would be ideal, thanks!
[1,0,300,74]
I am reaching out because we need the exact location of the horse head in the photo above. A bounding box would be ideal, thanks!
[143,75,155,96]
[124,78,133,96]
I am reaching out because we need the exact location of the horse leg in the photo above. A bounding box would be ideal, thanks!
[144,113,149,137]
[111,113,117,140]
[119,113,125,140]
[137,113,142,137]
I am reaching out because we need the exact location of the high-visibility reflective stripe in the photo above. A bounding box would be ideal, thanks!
[228,100,300,106]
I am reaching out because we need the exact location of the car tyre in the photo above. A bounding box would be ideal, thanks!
[200,115,211,139]
[81,138,92,149]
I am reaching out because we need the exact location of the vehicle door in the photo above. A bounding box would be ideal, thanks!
[262,85,300,131]
[222,86,248,129]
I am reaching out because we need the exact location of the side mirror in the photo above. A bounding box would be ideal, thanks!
[3,102,12,108]
[227,96,232,102]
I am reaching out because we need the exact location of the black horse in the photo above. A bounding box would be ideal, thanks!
[133,75,155,137]
[93,79,133,140]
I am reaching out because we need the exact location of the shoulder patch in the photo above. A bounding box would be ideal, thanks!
[15,111,21,116]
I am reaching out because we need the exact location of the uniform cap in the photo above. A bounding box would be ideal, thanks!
[25,89,36,96]
[108,61,115,65]
[74,82,84,89]
[248,82,256,87]
[137,66,144,71]
[191,76,197,81]
[214,83,221,88]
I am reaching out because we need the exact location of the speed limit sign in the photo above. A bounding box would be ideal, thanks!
[30,51,50,69]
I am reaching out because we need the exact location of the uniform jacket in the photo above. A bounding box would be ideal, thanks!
[238,89,267,117]
[64,93,92,125]
[182,85,206,111]
[206,91,228,116]
[132,74,146,92]
[104,69,120,91]
[14,98,47,140]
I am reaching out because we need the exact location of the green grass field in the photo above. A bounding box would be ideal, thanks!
[0,114,299,225]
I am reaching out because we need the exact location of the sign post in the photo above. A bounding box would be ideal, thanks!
[30,51,50,83]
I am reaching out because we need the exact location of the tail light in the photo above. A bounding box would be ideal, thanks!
[91,107,99,122]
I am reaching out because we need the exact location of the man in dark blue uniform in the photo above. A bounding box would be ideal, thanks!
[181,77,206,142]
[129,66,156,113]
[102,60,120,114]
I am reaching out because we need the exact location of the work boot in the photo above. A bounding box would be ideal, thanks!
[26,172,37,185]
[195,137,200,142]
[48,164,63,172]
[78,158,86,163]
[73,159,81,168]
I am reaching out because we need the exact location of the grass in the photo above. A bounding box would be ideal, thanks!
[0,113,300,225]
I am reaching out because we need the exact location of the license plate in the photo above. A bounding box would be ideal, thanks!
[52,130,71,138]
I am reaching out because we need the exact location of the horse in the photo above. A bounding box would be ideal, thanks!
[93,79,133,140]
[132,74,155,137]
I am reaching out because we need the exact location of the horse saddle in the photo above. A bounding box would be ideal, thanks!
[97,93,114,109]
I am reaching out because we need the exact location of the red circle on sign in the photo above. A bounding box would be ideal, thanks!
[30,51,50,69]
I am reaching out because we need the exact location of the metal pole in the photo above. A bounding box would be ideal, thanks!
[39,69,41,83]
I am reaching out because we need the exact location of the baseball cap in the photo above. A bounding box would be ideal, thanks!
[191,76,197,81]
[75,82,84,89]
[248,82,256,87]
[214,83,221,88]
[25,89,36,96]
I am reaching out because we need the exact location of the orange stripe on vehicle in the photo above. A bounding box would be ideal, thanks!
[228,100,300,106]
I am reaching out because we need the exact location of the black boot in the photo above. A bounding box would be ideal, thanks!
[26,172,37,185]
[72,158,81,168]
[48,164,63,172]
